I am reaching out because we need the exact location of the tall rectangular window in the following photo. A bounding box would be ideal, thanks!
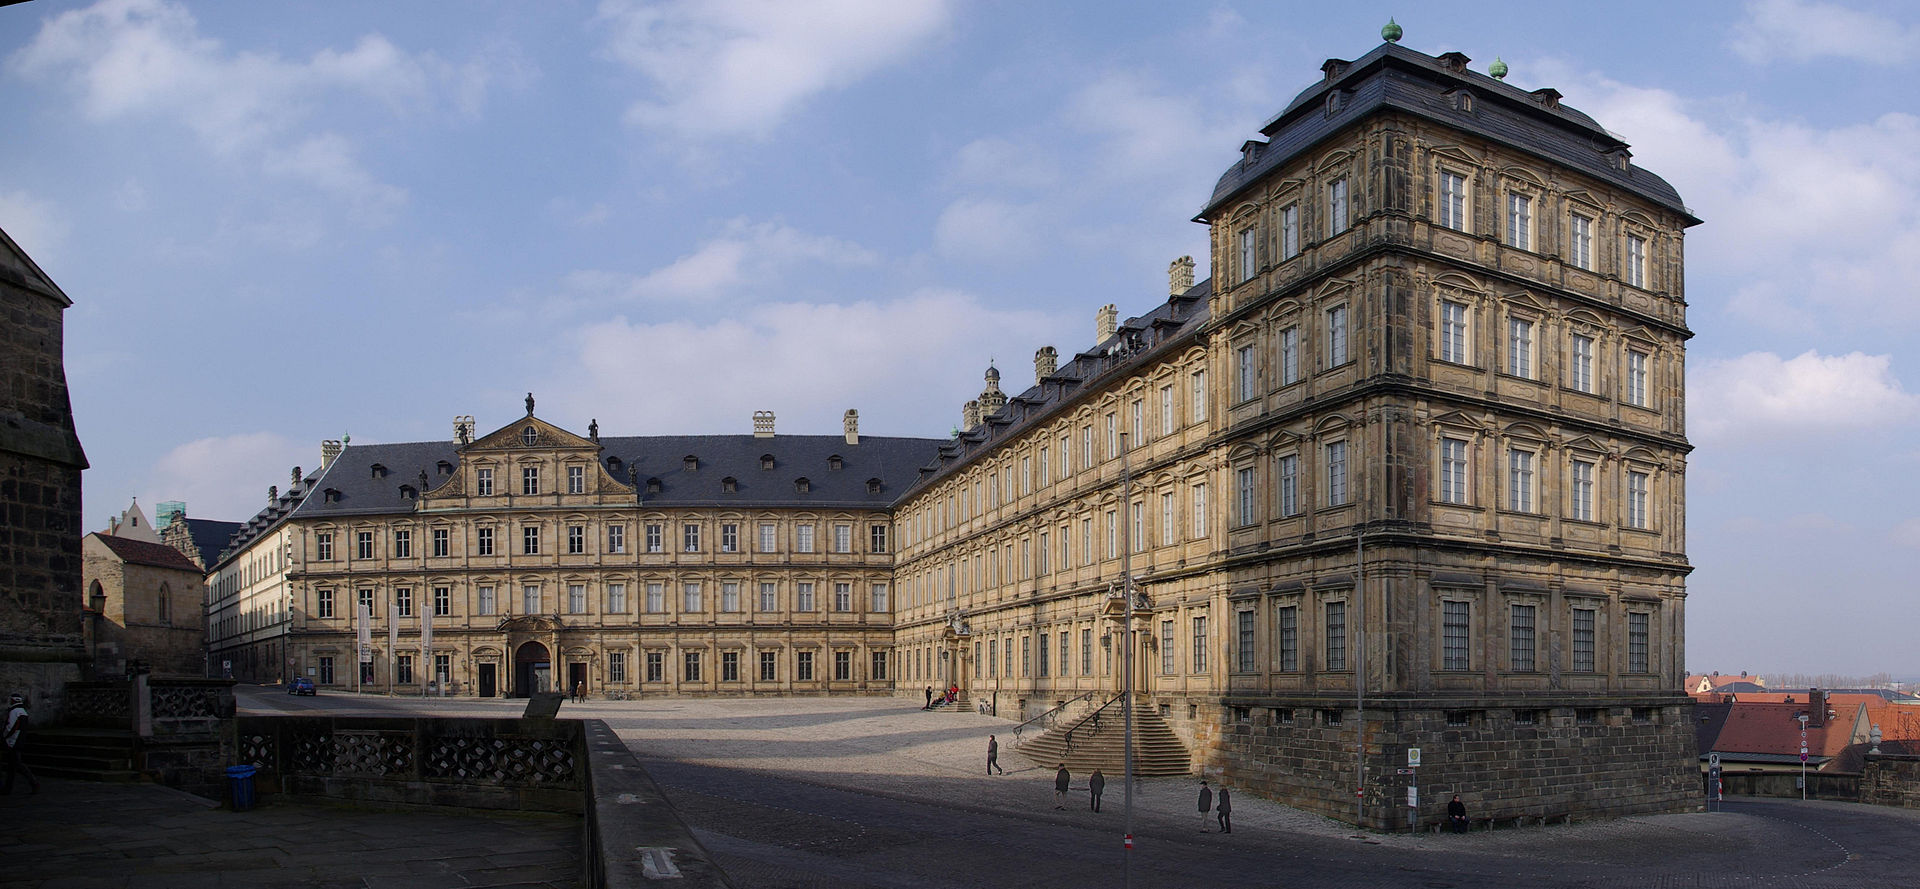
[317,588,334,619]
[1129,503,1144,554]
[522,466,540,496]
[477,585,496,616]
[721,524,739,553]
[1281,326,1301,384]
[832,524,851,553]
[357,531,373,560]
[316,532,334,561]
[1081,426,1094,468]
[1329,177,1349,234]
[433,586,450,617]
[1626,235,1647,288]
[568,583,586,614]
[833,582,852,612]
[796,582,815,612]
[393,529,411,559]
[682,582,702,613]
[1569,214,1593,270]
[608,524,625,554]
[796,524,815,553]
[683,524,700,552]
[358,587,374,614]
[1236,345,1257,402]
[1326,442,1348,507]
[567,465,584,494]
[1160,385,1175,435]
[1626,471,1650,529]
[1439,438,1468,504]
[1236,611,1255,672]
[684,651,702,682]
[721,582,740,613]
[1191,484,1208,538]
[1190,370,1207,423]
[646,582,664,613]
[608,583,627,613]
[1438,170,1467,231]
[646,651,663,682]
[567,525,585,554]
[475,468,493,496]
[1236,467,1257,527]
[1130,400,1145,445]
[1628,612,1650,673]
[1508,317,1534,378]
[722,650,740,682]
[760,651,777,681]
[1570,333,1594,393]
[1508,449,1535,513]
[1037,531,1050,574]
[1572,607,1596,672]
[1510,604,1537,671]
[872,650,889,681]
[1439,301,1468,364]
[759,523,777,553]
[1192,616,1209,673]
[870,524,888,553]
[1278,454,1299,517]
[758,582,776,612]
[1159,621,1175,675]
[431,528,449,558]
[397,655,413,685]
[522,584,539,614]
[646,524,663,553]
[1570,460,1595,522]
[1105,413,1118,457]
[1277,606,1298,672]
[1160,492,1175,545]
[609,652,627,683]
[1442,601,1470,671]
[1326,306,1349,367]
[1059,630,1070,677]
[1325,601,1348,671]
[1038,633,1050,677]
[1506,193,1531,249]
[1238,226,1257,282]
[870,583,889,612]
[1280,204,1300,259]
[1626,350,1649,407]
[522,526,539,555]
[796,651,815,681]
[477,527,493,556]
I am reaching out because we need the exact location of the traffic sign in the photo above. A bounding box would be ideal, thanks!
[1800,753,1809,763]
[1407,787,1419,807]
[1124,834,1133,849]
[1407,748,1422,767]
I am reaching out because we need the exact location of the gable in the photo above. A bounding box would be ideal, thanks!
[466,413,600,453]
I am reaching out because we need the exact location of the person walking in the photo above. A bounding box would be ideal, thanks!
[3,693,39,795]
[1216,786,1232,833]
[924,686,934,709]
[1197,780,1214,831]
[1054,764,1071,809]
[987,735,1006,775]
[1448,794,1469,833]
[1088,769,1105,812]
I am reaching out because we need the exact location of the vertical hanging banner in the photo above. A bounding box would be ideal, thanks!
[388,604,400,658]
[356,605,373,663]
[420,609,434,690]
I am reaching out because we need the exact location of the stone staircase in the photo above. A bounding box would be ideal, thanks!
[1013,699,1190,776]
[20,727,143,782]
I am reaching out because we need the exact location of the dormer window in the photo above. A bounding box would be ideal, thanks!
[1529,87,1562,110]
[760,454,775,470]
[646,477,662,495]
[866,478,883,494]
[399,485,417,500]
[827,455,843,471]
[606,456,622,474]
[1447,89,1472,112]
[1437,51,1471,73]
[795,477,811,494]
[324,488,341,503]
[370,464,387,479]
[436,460,453,476]
[521,426,538,446]
[683,455,699,472]
[721,476,737,493]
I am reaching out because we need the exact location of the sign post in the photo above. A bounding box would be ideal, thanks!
[1707,752,1722,812]
[1406,748,1421,831]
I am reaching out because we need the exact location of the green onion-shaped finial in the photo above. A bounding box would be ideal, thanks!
[1489,57,1508,80]
[1382,18,1403,43]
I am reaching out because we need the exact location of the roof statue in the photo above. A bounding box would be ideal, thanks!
[525,392,535,415]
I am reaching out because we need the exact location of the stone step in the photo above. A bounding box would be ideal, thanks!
[1015,701,1190,776]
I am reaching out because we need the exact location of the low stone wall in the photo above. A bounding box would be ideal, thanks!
[1861,755,1920,808]
[1713,770,1860,801]
[581,720,734,888]
[233,715,584,813]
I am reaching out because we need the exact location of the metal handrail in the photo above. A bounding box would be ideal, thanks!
[1011,689,1098,746]
[1055,691,1129,755]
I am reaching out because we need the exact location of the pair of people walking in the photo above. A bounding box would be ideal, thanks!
[1043,762,1110,812]
[1198,780,1231,832]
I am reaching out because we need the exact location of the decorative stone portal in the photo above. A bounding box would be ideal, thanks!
[515,640,551,697]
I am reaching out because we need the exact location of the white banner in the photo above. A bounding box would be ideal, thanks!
[387,604,399,662]
[420,609,433,659]
[357,604,373,663]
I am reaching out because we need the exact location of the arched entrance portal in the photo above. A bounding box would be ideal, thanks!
[514,640,551,697]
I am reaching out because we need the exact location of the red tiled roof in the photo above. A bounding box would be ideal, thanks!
[91,533,202,573]
[1705,702,1850,760]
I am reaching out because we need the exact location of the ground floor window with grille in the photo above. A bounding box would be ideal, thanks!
[396,655,413,684]
[1276,606,1298,672]
[760,650,777,681]
[1192,616,1209,672]
[684,651,702,682]
[797,651,815,681]
[1572,607,1597,672]
[871,650,888,680]
[609,651,627,683]
[1160,621,1175,674]
[318,656,334,685]
[645,651,663,682]
[1325,601,1347,671]
[834,651,851,681]
[1237,610,1255,671]
[722,650,740,682]
[1510,604,1536,671]
[1442,601,1470,670]
[1628,612,1650,673]
[1081,628,1093,675]
[1038,633,1050,677]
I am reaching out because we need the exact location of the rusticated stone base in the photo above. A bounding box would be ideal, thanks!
[1183,694,1699,829]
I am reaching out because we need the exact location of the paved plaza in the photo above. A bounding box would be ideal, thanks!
[241,688,1920,888]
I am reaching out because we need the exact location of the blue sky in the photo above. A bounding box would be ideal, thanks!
[3,0,1917,677]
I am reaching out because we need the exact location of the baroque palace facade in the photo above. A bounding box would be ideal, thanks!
[208,32,1698,826]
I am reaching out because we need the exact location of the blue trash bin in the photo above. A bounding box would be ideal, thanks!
[226,764,258,812]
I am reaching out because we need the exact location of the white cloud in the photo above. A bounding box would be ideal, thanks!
[542,289,1064,436]
[8,0,512,222]
[1689,350,1919,441]
[0,190,71,266]
[595,0,952,139]
[933,197,1047,261]
[1730,0,1918,64]
[145,431,308,523]
[558,219,877,304]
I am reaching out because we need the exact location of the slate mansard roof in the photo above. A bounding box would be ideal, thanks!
[289,431,948,521]
[1198,41,1698,226]
[180,518,243,569]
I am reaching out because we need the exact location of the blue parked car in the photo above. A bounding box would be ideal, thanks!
[288,677,317,695]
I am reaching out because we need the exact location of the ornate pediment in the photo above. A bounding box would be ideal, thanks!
[465,411,600,454]
[498,615,559,634]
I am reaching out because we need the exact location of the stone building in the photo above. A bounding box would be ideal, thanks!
[0,226,88,717]
[157,505,241,573]
[206,403,942,698]
[891,31,1698,827]
[82,531,207,677]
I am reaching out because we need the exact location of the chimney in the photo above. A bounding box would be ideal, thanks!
[843,409,860,445]
[1096,304,1118,343]
[753,410,775,438]
[268,485,278,504]
[963,399,982,431]
[1809,688,1828,728]
[321,440,343,469]
[1034,346,1058,383]
[291,466,302,486]
[453,415,475,445]
[1169,256,1195,295]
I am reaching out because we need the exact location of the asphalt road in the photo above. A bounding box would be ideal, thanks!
[236,686,1920,888]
